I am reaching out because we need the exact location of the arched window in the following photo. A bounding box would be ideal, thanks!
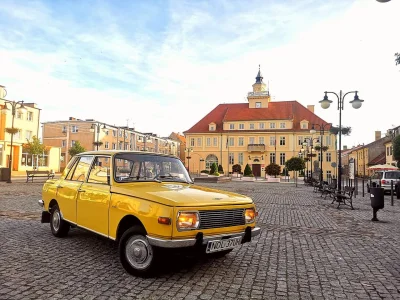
[253,159,260,163]
[205,154,218,170]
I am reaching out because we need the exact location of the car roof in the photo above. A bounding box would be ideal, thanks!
[76,150,177,159]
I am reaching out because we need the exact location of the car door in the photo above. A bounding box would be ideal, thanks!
[56,156,93,224]
[77,156,111,237]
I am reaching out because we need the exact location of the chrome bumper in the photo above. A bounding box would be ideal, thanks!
[147,227,261,248]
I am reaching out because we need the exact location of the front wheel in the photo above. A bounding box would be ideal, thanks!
[50,204,70,237]
[119,226,158,276]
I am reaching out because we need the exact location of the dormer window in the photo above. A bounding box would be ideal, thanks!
[229,124,234,130]
[209,122,216,131]
[300,120,309,130]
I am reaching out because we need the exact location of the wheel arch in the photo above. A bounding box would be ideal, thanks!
[49,199,58,212]
[116,215,146,242]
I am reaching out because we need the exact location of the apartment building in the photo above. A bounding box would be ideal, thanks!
[384,125,399,167]
[42,118,180,170]
[0,85,61,173]
[184,67,337,178]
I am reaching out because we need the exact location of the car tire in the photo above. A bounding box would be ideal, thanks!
[50,204,70,237]
[209,249,233,258]
[119,226,158,277]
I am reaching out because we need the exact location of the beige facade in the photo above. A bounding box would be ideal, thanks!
[0,85,61,174]
[42,118,180,170]
[184,68,338,178]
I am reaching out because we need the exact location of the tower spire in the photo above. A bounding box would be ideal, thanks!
[255,65,263,83]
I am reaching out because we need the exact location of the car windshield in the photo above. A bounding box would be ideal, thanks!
[385,171,400,180]
[113,153,192,183]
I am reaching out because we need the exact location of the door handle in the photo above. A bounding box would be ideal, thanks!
[77,189,86,193]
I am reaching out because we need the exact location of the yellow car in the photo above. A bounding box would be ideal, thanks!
[39,151,260,276]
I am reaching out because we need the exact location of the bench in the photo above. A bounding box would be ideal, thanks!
[320,182,337,199]
[26,170,55,183]
[332,186,355,210]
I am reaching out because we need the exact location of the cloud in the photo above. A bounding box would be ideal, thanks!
[0,0,399,147]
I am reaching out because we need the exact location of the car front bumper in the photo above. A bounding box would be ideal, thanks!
[147,226,261,248]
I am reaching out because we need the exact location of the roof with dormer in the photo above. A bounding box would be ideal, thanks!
[184,101,330,134]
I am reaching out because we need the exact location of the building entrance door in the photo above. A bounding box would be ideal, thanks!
[252,164,261,177]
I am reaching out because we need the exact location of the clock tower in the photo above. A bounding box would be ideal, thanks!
[248,65,271,108]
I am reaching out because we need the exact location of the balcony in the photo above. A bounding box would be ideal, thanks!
[247,144,266,152]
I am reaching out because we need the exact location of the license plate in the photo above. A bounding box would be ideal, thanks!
[206,236,242,253]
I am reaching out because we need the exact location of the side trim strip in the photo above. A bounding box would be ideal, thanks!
[62,218,115,241]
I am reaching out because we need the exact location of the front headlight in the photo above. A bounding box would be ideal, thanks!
[177,211,200,231]
[245,208,256,224]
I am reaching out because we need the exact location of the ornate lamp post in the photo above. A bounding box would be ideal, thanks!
[300,146,308,178]
[310,123,331,182]
[91,123,106,151]
[303,137,319,180]
[1,99,27,183]
[185,147,193,173]
[319,90,364,192]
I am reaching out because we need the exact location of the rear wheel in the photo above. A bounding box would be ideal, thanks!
[119,226,158,276]
[50,204,70,237]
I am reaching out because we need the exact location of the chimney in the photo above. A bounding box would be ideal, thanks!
[307,105,314,113]
[375,131,381,141]
[343,145,348,150]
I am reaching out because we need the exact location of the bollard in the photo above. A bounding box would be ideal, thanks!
[362,178,365,197]
[391,180,394,206]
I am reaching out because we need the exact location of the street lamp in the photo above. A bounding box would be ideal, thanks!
[91,123,106,151]
[1,100,27,183]
[310,123,331,182]
[185,147,193,173]
[300,146,308,178]
[319,90,364,192]
[303,137,319,180]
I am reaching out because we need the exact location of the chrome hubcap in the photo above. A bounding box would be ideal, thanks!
[125,236,153,270]
[52,210,60,231]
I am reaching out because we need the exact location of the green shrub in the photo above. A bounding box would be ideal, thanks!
[210,162,217,175]
[200,170,209,174]
[265,163,281,178]
[218,164,224,173]
[213,172,220,176]
[243,164,253,177]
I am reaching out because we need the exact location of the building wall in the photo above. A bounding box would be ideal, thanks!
[185,130,337,178]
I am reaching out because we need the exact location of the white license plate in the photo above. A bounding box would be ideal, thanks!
[206,236,242,253]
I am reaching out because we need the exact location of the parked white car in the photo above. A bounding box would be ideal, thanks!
[367,170,400,193]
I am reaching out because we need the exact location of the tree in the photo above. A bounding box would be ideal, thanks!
[232,164,242,173]
[393,135,400,168]
[210,162,218,175]
[285,157,305,187]
[265,163,281,178]
[23,136,47,169]
[69,141,86,157]
[218,164,224,174]
[243,164,253,177]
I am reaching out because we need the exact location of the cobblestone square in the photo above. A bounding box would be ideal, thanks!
[1,180,400,299]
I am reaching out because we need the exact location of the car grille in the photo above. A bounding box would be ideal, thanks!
[199,209,245,230]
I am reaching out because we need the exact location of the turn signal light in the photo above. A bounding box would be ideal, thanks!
[158,217,171,225]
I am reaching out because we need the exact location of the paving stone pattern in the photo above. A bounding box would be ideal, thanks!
[0,181,400,299]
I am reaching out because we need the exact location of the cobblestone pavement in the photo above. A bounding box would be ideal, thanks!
[1,181,400,300]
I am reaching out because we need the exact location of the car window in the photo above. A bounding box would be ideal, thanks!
[372,172,383,179]
[114,153,191,183]
[70,156,94,182]
[88,156,111,185]
[65,157,79,180]
[385,171,400,180]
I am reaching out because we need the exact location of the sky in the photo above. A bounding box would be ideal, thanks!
[0,0,399,148]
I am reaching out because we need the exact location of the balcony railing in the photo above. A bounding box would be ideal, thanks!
[247,144,266,152]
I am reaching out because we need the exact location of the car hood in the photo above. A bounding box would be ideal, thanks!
[110,182,253,207]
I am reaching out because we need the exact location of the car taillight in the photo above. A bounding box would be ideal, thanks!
[381,180,387,185]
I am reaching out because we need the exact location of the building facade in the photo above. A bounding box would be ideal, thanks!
[0,85,61,174]
[184,68,338,178]
[42,118,180,170]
